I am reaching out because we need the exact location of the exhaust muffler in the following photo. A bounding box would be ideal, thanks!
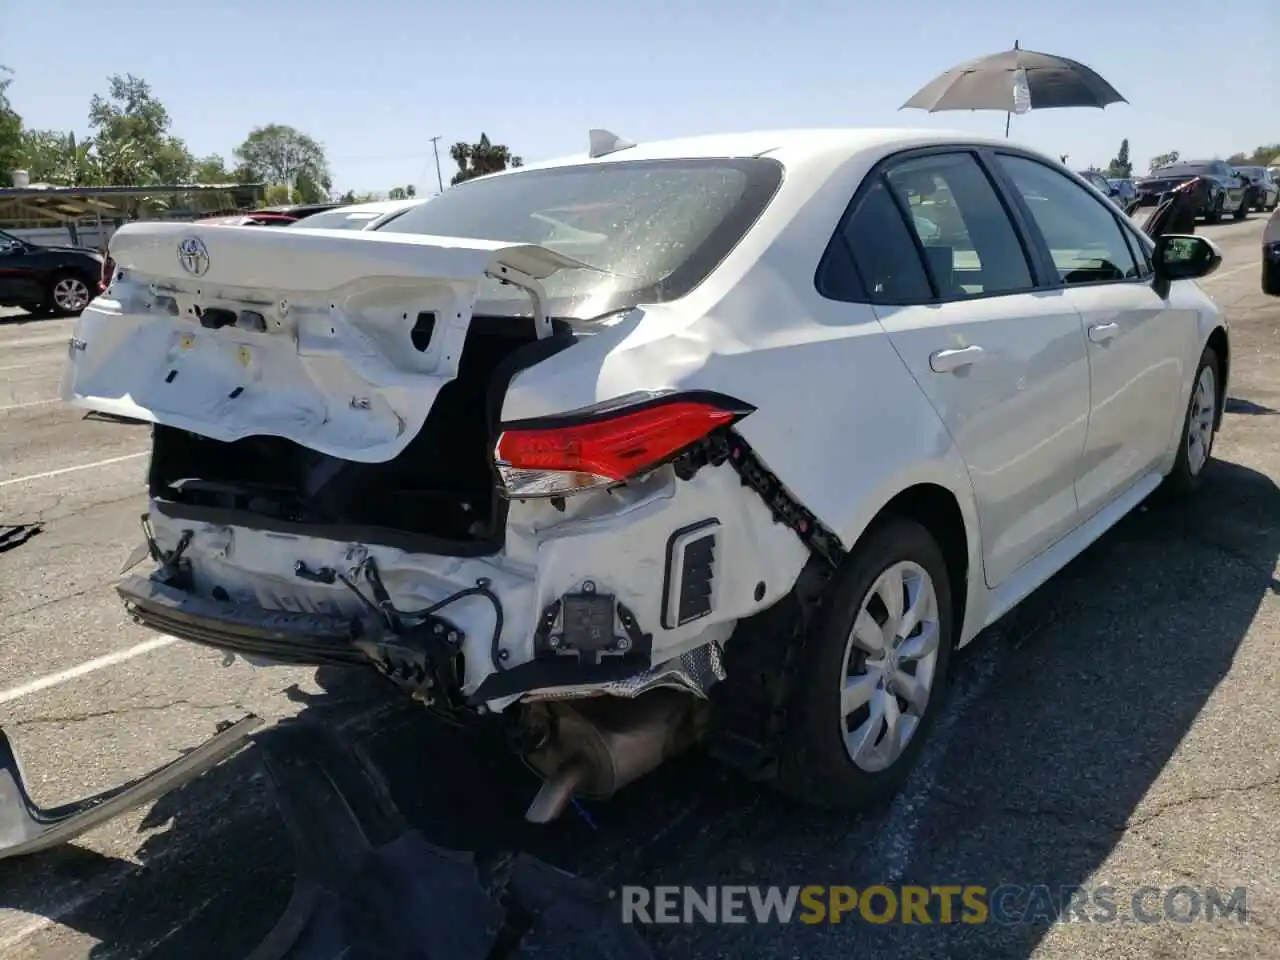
[521,689,705,823]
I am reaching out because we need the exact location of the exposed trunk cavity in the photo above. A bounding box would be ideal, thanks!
[147,316,574,554]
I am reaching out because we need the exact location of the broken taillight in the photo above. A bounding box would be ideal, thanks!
[494,392,754,498]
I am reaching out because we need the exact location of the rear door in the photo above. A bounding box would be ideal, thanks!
[992,152,1194,520]
[840,149,1091,588]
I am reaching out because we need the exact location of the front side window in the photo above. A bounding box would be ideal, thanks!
[996,154,1140,285]
[885,152,1034,298]
[375,158,783,320]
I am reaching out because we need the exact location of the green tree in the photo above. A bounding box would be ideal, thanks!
[0,66,23,187]
[21,130,97,185]
[1226,144,1280,166]
[449,133,522,185]
[233,124,332,199]
[192,154,230,183]
[87,73,193,183]
[1106,138,1132,178]
[1149,151,1180,172]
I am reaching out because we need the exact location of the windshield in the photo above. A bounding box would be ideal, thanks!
[1237,167,1263,177]
[374,157,783,319]
[1148,164,1211,179]
[291,209,386,230]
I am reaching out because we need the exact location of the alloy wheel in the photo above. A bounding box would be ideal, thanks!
[1186,364,1217,476]
[52,278,91,314]
[839,560,941,772]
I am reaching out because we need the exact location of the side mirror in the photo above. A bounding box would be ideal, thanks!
[1263,242,1280,297]
[1152,234,1223,282]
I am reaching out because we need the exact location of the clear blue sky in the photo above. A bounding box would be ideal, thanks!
[2,0,1274,193]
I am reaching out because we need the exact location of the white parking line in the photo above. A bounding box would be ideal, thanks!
[0,451,148,488]
[0,398,58,413]
[0,636,177,706]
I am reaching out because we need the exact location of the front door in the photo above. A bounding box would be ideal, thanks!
[839,150,1091,588]
[993,153,1193,519]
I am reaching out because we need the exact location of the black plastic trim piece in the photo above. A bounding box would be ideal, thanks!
[659,518,720,630]
[118,573,372,666]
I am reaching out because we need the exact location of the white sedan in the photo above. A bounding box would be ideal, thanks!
[35,127,1229,849]
[286,196,429,231]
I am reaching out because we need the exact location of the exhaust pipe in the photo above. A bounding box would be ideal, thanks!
[522,689,705,823]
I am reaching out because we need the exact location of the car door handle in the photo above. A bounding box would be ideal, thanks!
[1088,322,1120,343]
[928,345,985,373]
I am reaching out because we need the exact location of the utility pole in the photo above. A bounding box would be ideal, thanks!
[429,135,444,193]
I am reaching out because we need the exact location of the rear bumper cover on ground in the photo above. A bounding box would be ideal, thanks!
[0,715,262,861]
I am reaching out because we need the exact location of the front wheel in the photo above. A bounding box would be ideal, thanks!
[1204,194,1223,224]
[774,518,954,810]
[1164,346,1221,495]
[1233,195,1249,220]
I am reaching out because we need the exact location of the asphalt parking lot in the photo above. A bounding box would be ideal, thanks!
[1,215,1278,959]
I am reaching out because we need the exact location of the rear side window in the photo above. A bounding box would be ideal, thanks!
[885,152,1035,299]
[820,178,933,304]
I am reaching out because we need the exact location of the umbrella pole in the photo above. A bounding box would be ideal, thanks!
[1004,111,1011,138]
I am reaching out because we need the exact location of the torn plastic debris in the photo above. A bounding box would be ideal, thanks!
[0,523,42,554]
[247,724,655,960]
[0,715,263,861]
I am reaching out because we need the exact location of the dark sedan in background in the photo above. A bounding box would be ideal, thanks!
[0,229,104,317]
[1235,166,1279,212]
[1134,160,1249,222]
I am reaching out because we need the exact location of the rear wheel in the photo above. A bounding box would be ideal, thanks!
[1204,194,1223,223]
[1164,345,1221,495]
[775,518,954,810]
[1233,194,1249,220]
[46,273,93,316]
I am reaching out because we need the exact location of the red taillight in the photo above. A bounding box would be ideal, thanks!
[494,393,752,498]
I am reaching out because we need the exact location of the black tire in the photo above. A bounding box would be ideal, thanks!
[45,271,94,317]
[1233,195,1249,220]
[774,518,955,810]
[1164,345,1221,495]
[1203,194,1223,224]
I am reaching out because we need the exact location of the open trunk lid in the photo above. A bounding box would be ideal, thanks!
[61,221,594,463]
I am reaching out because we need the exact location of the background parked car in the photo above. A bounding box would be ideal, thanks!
[1076,169,1118,199]
[284,197,429,231]
[0,228,104,317]
[1235,166,1279,212]
[1134,160,1249,222]
[1106,177,1139,207]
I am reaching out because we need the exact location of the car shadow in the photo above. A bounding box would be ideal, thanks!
[0,312,49,327]
[0,459,1274,960]
[1225,396,1278,415]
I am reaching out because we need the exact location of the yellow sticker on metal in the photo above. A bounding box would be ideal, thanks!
[179,334,195,350]
[238,346,252,368]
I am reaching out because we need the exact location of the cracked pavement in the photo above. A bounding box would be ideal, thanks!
[0,216,1277,959]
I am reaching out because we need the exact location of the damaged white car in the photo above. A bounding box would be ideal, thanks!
[16,128,1230,845]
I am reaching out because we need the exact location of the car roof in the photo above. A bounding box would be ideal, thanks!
[474,127,1027,180]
